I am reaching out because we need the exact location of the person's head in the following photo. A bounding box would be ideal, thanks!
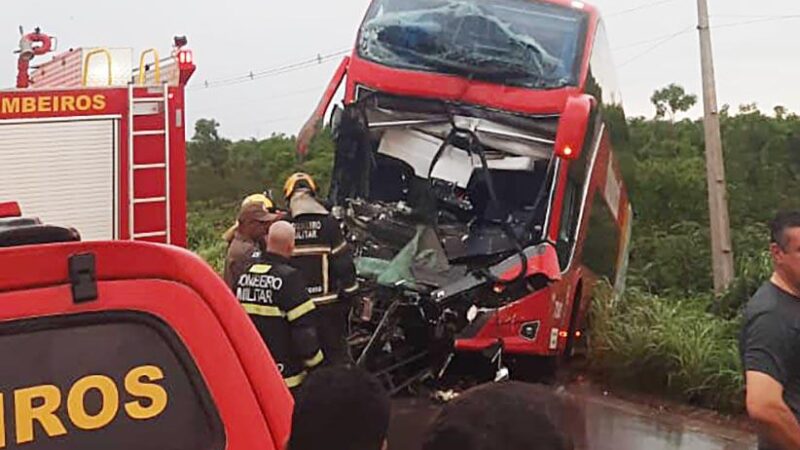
[422,382,572,450]
[283,172,317,201]
[267,221,295,258]
[288,366,391,450]
[770,211,800,290]
[237,201,273,241]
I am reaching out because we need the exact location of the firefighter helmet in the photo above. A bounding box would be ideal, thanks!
[242,193,274,210]
[283,172,317,199]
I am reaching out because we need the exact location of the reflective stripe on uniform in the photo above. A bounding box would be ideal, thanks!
[322,253,330,296]
[284,371,307,388]
[293,246,331,256]
[312,293,339,305]
[242,303,284,317]
[331,241,347,255]
[287,299,316,322]
[249,264,272,274]
[344,281,360,294]
[305,350,324,368]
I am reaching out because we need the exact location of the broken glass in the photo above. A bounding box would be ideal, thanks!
[359,0,588,89]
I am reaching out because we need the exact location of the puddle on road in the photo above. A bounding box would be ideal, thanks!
[389,385,756,450]
[577,400,754,450]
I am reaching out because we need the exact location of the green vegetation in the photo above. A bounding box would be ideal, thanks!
[186,87,800,413]
[187,119,334,204]
[589,89,800,412]
[590,282,744,413]
[188,200,235,274]
[186,118,336,274]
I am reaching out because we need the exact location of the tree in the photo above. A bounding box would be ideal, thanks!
[188,119,230,177]
[738,103,758,115]
[651,84,698,122]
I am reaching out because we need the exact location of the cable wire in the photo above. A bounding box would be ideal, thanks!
[617,15,800,68]
[606,0,681,19]
[618,26,694,67]
[189,48,349,91]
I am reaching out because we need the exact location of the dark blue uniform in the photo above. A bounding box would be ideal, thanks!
[291,212,358,366]
[235,252,324,389]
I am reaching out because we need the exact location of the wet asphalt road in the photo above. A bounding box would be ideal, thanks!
[388,384,757,450]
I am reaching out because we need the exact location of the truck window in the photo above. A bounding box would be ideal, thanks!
[0,312,224,450]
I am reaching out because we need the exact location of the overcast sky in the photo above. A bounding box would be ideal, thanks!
[4,0,799,139]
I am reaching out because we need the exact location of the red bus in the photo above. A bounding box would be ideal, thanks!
[301,0,633,385]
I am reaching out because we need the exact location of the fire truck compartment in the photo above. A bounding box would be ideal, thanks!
[0,118,118,241]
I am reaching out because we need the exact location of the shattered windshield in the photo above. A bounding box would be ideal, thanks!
[358,0,588,89]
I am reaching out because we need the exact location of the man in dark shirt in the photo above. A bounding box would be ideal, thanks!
[741,211,800,449]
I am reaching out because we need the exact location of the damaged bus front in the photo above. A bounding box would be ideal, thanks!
[299,0,632,391]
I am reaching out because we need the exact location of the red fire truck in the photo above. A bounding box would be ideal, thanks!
[0,29,196,246]
[0,31,298,449]
[299,0,633,387]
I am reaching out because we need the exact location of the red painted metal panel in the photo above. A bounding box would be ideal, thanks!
[346,57,581,115]
[168,87,188,247]
[0,88,128,120]
[133,203,167,239]
[134,168,167,199]
[0,201,21,218]
[455,287,557,356]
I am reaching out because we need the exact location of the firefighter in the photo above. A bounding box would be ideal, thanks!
[234,220,324,392]
[223,194,281,289]
[284,172,358,366]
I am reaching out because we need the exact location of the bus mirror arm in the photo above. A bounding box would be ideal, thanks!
[554,94,594,160]
[296,56,350,160]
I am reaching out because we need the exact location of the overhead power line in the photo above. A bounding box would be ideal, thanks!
[713,14,800,29]
[190,48,350,91]
[606,0,681,19]
[617,15,800,68]
[614,27,695,51]
[713,13,800,19]
[618,26,694,67]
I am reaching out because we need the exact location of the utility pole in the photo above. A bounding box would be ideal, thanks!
[696,0,735,294]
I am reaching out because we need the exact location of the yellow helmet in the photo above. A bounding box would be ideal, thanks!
[241,193,274,209]
[283,172,317,199]
[222,193,275,242]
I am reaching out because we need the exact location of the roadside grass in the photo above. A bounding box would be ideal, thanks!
[589,281,744,413]
[187,201,235,274]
